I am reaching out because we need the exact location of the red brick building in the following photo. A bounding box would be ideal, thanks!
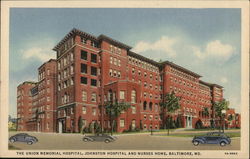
[17,81,36,131]
[17,28,239,133]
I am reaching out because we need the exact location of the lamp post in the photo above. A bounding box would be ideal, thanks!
[221,109,226,133]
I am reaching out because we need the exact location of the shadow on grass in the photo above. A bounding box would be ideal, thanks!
[8,144,21,150]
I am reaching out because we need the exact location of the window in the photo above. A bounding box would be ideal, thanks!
[149,102,153,110]
[81,77,87,84]
[109,69,113,76]
[118,71,121,78]
[70,77,74,85]
[144,82,147,87]
[81,64,87,74]
[118,60,121,66]
[47,97,50,101]
[91,67,97,76]
[155,104,158,112]
[120,119,125,128]
[113,70,117,77]
[47,79,50,85]
[82,106,87,114]
[91,93,97,102]
[58,62,61,70]
[91,79,97,86]
[143,101,147,110]
[114,58,117,65]
[131,90,136,103]
[132,106,136,114]
[132,68,135,74]
[144,115,147,120]
[138,70,141,76]
[82,91,87,101]
[110,57,113,64]
[70,65,74,74]
[92,108,96,116]
[47,69,50,75]
[144,72,147,77]
[70,52,73,61]
[91,54,97,63]
[81,50,87,60]
[149,115,153,121]
[81,37,87,44]
[120,91,125,100]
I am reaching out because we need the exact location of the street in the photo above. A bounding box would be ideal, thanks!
[9,131,240,150]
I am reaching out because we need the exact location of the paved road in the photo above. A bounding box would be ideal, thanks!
[8,131,240,150]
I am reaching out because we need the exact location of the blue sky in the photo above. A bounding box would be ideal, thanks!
[9,8,241,117]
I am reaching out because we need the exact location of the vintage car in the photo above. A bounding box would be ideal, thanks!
[192,132,231,146]
[83,134,117,143]
[9,133,38,145]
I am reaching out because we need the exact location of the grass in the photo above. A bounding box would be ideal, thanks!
[157,132,241,138]
[8,144,21,150]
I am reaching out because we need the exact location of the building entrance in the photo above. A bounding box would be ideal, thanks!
[186,116,193,129]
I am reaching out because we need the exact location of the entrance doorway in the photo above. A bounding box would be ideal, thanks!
[186,116,193,128]
[58,121,63,133]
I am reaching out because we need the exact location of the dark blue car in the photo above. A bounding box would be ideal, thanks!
[192,132,231,146]
[9,133,38,145]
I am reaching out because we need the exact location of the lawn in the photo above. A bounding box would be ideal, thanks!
[157,132,240,138]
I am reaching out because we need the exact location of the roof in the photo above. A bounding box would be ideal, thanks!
[53,28,98,51]
[38,59,57,70]
[199,80,213,86]
[53,28,132,51]
[128,51,161,67]
[199,80,223,89]
[17,81,37,87]
[211,84,223,88]
[161,61,202,78]
[98,34,132,50]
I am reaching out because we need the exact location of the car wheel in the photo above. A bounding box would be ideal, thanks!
[104,139,111,143]
[83,138,89,142]
[27,141,33,145]
[193,141,199,146]
[9,138,15,143]
[220,141,226,147]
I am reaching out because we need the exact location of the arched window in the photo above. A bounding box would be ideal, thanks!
[131,90,136,103]
[149,102,153,111]
[143,101,147,110]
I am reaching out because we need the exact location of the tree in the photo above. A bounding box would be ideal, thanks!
[203,107,209,118]
[105,101,131,135]
[214,99,229,132]
[160,92,181,135]
[78,116,83,133]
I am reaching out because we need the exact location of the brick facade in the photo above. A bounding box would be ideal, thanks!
[16,28,240,133]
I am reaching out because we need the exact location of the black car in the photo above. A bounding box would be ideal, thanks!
[83,134,117,143]
[9,133,38,145]
[192,132,231,146]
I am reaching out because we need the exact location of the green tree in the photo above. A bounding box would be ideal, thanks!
[78,116,83,133]
[160,92,181,135]
[214,99,229,132]
[203,107,209,118]
[105,101,131,135]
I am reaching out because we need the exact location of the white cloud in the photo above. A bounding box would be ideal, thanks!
[132,36,178,57]
[192,40,235,60]
[220,77,228,84]
[21,47,55,62]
